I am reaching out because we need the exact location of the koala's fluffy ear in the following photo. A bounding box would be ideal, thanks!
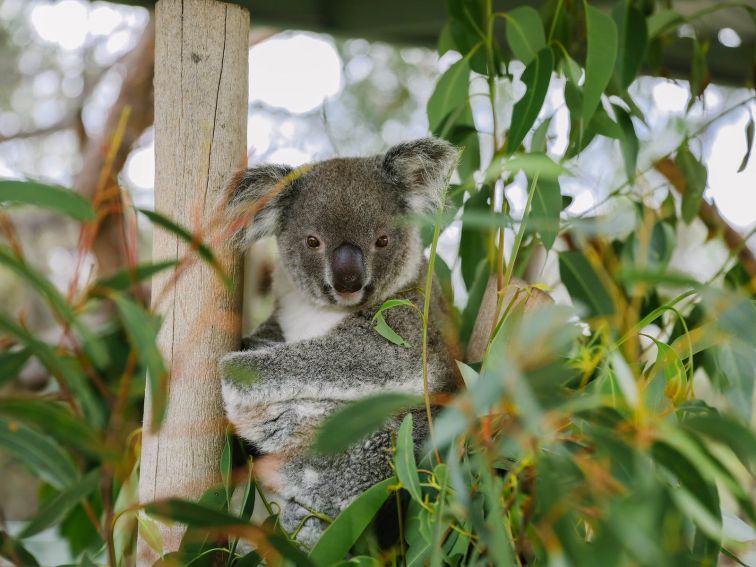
[382,138,459,214]
[225,165,294,247]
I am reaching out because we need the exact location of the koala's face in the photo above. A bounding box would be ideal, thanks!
[229,138,457,309]
[276,158,421,307]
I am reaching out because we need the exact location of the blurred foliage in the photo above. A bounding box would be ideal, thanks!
[1,0,756,566]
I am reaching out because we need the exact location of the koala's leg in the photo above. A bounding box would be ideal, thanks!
[273,431,395,547]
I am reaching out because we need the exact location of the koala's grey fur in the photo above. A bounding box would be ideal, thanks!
[220,138,459,546]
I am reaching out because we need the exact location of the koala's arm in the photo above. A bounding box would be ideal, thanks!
[220,306,447,406]
[240,315,284,350]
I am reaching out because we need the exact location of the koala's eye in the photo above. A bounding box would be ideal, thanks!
[375,235,389,248]
[306,236,321,249]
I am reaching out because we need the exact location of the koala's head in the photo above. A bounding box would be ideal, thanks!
[227,138,457,308]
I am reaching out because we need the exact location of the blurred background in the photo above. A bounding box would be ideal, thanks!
[0,0,754,563]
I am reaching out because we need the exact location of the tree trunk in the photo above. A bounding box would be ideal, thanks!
[137,1,248,564]
[76,18,155,279]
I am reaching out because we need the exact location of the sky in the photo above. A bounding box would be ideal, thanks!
[2,0,755,234]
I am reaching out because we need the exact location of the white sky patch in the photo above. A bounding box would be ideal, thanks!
[124,145,154,191]
[249,33,343,114]
[88,4,124,36]
[707,111,756,229]
[266,147,312,167]
[247,114,275,156]
[30,0,89,51]
[718,28,742,49]
[652,81,688,114]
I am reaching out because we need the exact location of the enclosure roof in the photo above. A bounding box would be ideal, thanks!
[120,0,755,86]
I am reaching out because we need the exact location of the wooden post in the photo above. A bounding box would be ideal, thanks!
[138,0,248,563]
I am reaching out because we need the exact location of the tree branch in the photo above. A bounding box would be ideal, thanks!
[75,17,156,278]
[655,158,756,291]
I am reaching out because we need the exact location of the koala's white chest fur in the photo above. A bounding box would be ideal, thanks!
[273,261,347,343]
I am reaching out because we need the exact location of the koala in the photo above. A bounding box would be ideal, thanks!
[219,138,459,547]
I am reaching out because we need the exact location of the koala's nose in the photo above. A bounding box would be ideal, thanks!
[331,243,365,293]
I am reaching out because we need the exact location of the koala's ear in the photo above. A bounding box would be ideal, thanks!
[225,164,294,247]
[381,137,459,214]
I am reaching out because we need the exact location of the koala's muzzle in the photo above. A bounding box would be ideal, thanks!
[331,243,365,293]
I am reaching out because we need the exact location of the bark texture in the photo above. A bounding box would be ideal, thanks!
[137,1,248,563]
[76,18,155,278]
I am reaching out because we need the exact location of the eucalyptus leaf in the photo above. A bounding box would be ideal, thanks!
[396,414,422,503]
[427,48,478,134]
[309,476,395,566]
[506,48,553,155]
[558,250,615,318]
[313,393,421,455]
[112,292,168,430]
[0,179,95,221]
[0,418,79,489]
[504,6,546,65]
[20,469,100,538]
[676,143,707,224]
[613,2,647,89]
[583,4,618,127]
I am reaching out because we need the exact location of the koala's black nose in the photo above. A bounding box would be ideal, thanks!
[331,243,365,293]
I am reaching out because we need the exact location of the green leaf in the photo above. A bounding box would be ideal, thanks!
[371,299,415,347]
[460,259,490,350]
[313,393,421,455]
[448,121,480,181]
[427,48,478,134]
[682,413,756,474]
[20,469,100,538]
[651,442,721,535]
[506,48,553,155]
[456,360,479,388]
[221,433,232,507]
[676,143,707,224]
[395,414,422,503]
[689,39,709,103]
[267,533,316,567]
[614,104,638,182]
[583,3,618,127]
[613,2,647,89]
[0,418,79,490]
[560,51,582,85]
[111,292,168,430]
[485,152,568,184]
[91,260,177,292]
[459,186,490,290]
[558,250,615,318]
[146,497,250,529]
[0,530,40,566]
[0,348,30,387]
[0,179,95,221]
[737,115,754,173]
[504,6,546,65]
[234,550,262,567]
[0,398,103,457]
[530,178,560,250]
[647,9,684,39]
[137,208,230,288]
[0,246,108,368]
[530,116,552,153]
[146,496,304,566]
[309,476,395,566]
[372,312,409,347]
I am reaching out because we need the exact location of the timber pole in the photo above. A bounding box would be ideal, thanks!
[138,0,248,563]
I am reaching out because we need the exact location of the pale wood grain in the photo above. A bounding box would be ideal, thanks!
[137,1,249,563]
